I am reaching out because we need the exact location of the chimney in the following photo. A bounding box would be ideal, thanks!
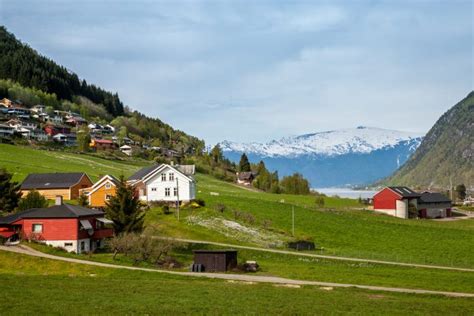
[170,160,175,166]
[55,195,63,206]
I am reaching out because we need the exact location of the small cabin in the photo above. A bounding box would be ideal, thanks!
[192,250,238,272]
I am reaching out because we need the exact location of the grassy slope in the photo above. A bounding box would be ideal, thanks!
[2,251,474,315]
[28,242,474,294]
[1,144,473,268]
[0,143,148,182]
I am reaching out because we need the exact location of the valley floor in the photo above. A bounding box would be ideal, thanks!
[1,250,474,315]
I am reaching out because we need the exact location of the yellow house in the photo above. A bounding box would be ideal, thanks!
[83,175,120,208]
[20,172,93,200]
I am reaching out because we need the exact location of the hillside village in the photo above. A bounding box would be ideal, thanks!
[0,97,186,158]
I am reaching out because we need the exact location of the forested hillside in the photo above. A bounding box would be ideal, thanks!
[0,26,123,116]
[0,27,204,154]
[386,91,474,188]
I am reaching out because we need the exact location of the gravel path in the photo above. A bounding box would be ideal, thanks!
[1,245,474,298]
[156,237,474,272]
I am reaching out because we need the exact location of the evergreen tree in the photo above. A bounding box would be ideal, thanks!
[105,176,145,234]
[18,190,48,211]
[76,127,91,152]
[239,153,251,172]
[0,168,21,212]
[210,144,223,163]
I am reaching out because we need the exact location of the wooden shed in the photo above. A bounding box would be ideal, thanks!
[193,250,237,272]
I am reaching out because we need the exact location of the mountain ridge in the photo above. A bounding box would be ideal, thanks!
[385,91,474,188]
[220,127,423,187]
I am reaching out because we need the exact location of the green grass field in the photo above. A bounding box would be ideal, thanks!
[1,144,474,313]
[0,143,148,182]
[2,251,473,315]
[1,143,473,269]
[28,241,474,294]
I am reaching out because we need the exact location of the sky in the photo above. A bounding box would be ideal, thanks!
[1,0,473,145]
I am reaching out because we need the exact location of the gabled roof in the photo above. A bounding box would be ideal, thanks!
[418,192,451,203]
[128,164,194,183]
[87,175,120,196]
[387,186,421,198]
[0,204,104,224]
[238,171,257,181]
[128,164,162,181]
[21,172,91,190]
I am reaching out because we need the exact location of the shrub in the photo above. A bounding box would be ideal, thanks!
[162,205,171,214]
[17,190,48,211]
[193,198,206,207]
[215,203,226,213]
[315,196,325,208]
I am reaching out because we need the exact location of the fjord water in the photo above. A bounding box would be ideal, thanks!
[314,188,377,199]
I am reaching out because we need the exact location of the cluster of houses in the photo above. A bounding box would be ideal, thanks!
[0,163,196,253]
[0,98,184,157]
[373,186,453,219]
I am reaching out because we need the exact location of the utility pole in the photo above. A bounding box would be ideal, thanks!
[176,177,180,221]
[449,176,453,201]
[292,206,295,237]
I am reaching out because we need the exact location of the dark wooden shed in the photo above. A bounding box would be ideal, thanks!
[193,250,238,272]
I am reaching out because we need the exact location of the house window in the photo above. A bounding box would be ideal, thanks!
[105,183,111,189]
[105,194,112,201]
[151,188,157,192]
[174,187,178,196]
[161,173,167,181]
[169,173,175,181]
[165,188,171,197]
[80,241,85,251]
[64,242,73,247]
[32,224,43,233]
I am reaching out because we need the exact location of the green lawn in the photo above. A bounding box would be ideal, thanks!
[0,143,148,182]
[187,174,474,268]
[1,143,473,269]
[28,241,474,294]
[1,251,473,315]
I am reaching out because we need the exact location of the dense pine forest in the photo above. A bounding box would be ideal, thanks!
[0,27,123,116]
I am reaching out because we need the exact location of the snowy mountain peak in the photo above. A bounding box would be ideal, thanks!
[220,127,424,157]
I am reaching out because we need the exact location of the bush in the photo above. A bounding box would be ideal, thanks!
[215,203,226,213]
[17,190,48,211]
[107,229,180,266]
[162,205,171,214]
[193,198,206,207]
[315,196,325,208]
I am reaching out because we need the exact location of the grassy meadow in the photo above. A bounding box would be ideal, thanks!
[1,251,474,315]
[1,143,473,269]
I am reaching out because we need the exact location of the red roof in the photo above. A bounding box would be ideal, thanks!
[94,139,113,144]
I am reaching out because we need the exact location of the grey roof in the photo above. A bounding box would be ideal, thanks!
[388,186,421,198]
[128,164,162,181]
[0,204,104,224]
[21,172,89,190]
[238,172,257,181]
[419,192,451,204]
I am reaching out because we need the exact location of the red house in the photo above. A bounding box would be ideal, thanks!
[0,196,113,253]
[373,187,452,219]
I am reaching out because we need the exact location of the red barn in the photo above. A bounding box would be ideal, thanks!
[373,187,452,219]
[0,196,113,253]
[373,186,421,218]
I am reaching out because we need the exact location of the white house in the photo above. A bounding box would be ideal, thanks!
[120,145,132,156]
[127,164,196,203]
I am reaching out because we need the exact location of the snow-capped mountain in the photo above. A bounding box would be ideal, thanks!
[219,127,424,187]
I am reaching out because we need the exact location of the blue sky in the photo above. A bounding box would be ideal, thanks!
[1,0,472,144]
